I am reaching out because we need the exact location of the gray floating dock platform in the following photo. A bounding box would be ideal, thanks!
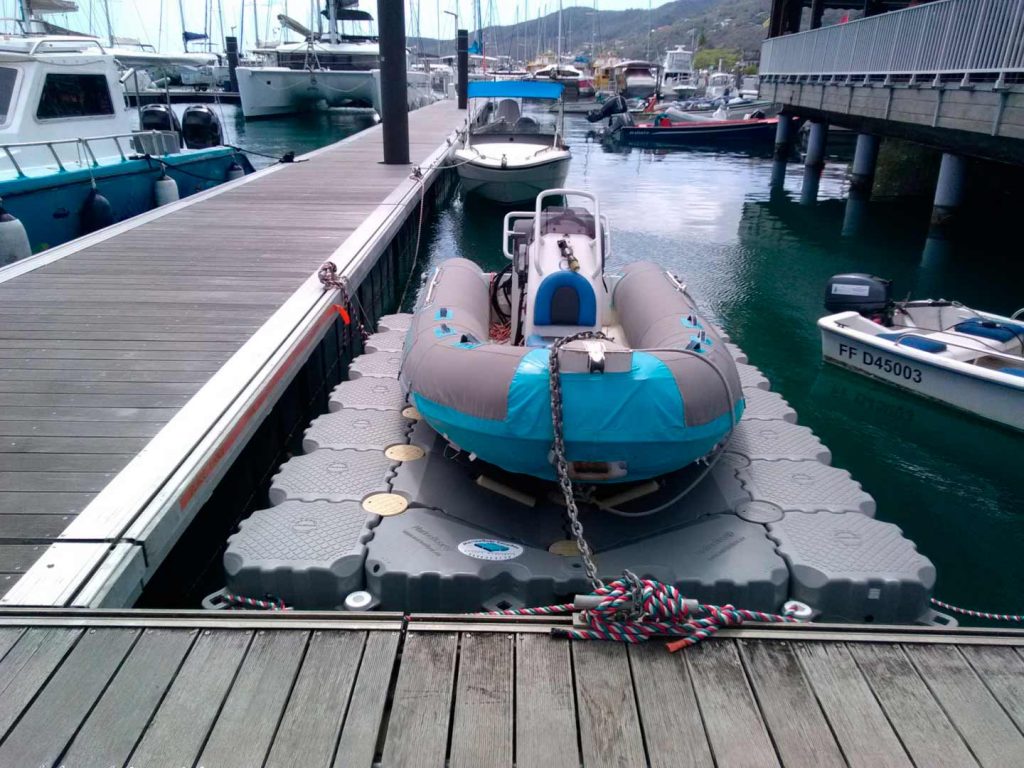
[226,314,936,623]
[0,100,466,607]
[0,609,1022,767]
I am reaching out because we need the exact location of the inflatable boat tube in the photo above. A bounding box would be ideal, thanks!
[401,258,744,481]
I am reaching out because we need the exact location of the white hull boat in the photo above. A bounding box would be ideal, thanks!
[236,66,431,118]
[455,135,571,204]
[819,274,1024,431]
[236,2,432,119]
[455,80,571,205]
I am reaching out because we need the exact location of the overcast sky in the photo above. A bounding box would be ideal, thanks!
[10,0,676,52]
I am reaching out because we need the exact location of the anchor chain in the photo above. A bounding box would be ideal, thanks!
[548,331,609,592]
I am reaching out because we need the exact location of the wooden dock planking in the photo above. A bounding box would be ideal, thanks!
[0,616,1019,767]
[0,100,464,597]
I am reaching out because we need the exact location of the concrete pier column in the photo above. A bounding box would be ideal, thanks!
[378,0,410,164]
[842,133,880,236]
[849,133,880,199]
[800,120,828,205]
[770,115,794,189]
[930,152,966,235]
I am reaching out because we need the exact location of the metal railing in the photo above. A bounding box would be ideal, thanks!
[0,131,179,178]
[760,0,1024,86]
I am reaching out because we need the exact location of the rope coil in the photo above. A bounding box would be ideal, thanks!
[488,573,798,653]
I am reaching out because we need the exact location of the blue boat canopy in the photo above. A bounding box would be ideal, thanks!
[467,80,564,100]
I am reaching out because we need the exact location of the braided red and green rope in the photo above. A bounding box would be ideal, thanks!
[487,576,799,652]
[222,592,291,610]
[930,597,1024,622]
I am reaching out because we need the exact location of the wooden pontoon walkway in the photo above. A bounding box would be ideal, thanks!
[0,100,464,604]
[0,612,1022,767]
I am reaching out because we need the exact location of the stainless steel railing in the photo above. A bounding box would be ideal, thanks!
[0,131,180,178]
[760,0,1024,86]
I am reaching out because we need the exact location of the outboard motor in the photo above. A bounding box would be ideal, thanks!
[825,273,893,321]
[181,105,224,149]
[140,104,183,147]
[586,94,629,123]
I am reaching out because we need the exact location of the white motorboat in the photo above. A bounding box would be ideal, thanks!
[818,273,1024,431]
[454,80,571,205]
[613,60,659,98]
[235,2,431,119]
[705,71,737,100]
[661,46,696,97]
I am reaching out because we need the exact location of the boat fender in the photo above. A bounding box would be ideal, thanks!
[0,199,31,266]
[154,172,180,206]
[80,188,114,235]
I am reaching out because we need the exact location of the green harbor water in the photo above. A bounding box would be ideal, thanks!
[253,109,1024,619]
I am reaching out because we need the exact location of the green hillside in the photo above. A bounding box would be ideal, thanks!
[408,0,786,65]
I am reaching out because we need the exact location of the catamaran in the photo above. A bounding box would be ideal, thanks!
[235,1,431,119]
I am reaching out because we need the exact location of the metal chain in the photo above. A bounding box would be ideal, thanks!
[549,331,609,592]
[318,261,371,340]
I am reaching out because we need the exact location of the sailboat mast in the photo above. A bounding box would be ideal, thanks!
[327,0,337,43]
[102,0,114,46]
[217,0,225,50]
[556,0,561,64]
[178,0,187,50]
[253,0,260,47]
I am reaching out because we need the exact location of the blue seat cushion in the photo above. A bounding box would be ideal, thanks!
[954,319,1024,344]
[1000,367,1024,378]
[534,271,597,326]
[878,332,947,353]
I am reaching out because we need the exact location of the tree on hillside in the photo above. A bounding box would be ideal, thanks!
[693,47,741,71]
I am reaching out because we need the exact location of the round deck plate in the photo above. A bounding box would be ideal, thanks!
[363,493,409,516]
[402,406,422,420]
[384,444,425,461]
[548,540,582,557]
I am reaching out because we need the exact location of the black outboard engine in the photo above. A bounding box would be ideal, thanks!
[181,105,224,149]
[825,273,893,321]
[586,94,629,123]
[140,104,182,146]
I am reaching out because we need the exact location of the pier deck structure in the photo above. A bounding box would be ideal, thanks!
[0,610,1023,767]
[0,99,464,607]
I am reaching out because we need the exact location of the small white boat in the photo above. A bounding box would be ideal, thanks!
[818,274,1024,431]
[454,80,571,205]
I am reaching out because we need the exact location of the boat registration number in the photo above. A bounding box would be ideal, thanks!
[837,343,923,383]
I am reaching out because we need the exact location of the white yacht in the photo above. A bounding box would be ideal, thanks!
[661,45,697,97]
[236,2,431,119]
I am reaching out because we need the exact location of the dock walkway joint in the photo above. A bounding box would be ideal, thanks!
[0,612,1023,767]
[0,100,465,606]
